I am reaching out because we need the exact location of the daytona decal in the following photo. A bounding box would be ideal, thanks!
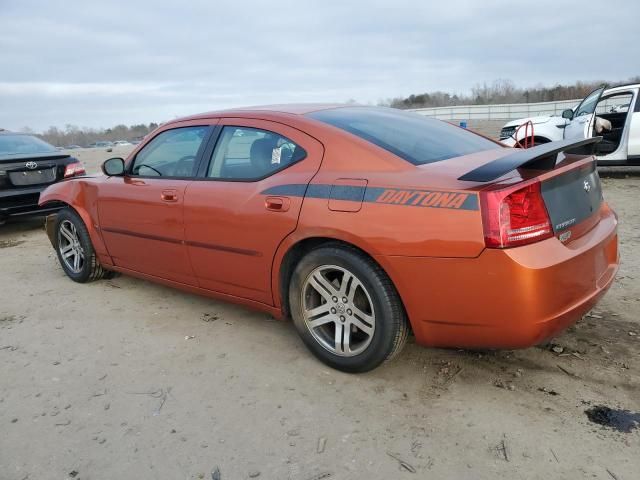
[372,188,474,209]
[261,184,478,211]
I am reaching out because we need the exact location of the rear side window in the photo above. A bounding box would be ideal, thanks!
[207,126,306,180]
[308,107,498,165]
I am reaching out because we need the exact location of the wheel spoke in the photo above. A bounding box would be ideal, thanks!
[352,305,374,326]
[334,322,345,354]
[309,271,338,300]
[350,317,374,336]
[73,252,80,270]
[308,314,335,330]
[60,244,74,255]
[63,249,75,259]
[60,225,74,243]
[305,303,331,319]
[342,323,352,353]
[345,275,363,303]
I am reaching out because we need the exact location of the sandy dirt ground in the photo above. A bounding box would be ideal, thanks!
[0,149,639,480]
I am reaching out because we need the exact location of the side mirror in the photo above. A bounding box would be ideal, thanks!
[562,109,574,120]
[102,157,125,176]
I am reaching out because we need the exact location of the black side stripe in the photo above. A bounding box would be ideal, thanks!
[261,184,479,211]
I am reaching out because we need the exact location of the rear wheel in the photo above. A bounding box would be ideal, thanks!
[54,208,112,283]
[289,245,408,372]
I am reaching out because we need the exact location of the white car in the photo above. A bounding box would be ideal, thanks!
[500,83,640,165]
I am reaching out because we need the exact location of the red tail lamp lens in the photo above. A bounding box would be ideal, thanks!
[64,162,86,178]
[481,181,553,248]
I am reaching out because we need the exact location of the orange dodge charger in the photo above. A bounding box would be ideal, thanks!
[39,105,619,372]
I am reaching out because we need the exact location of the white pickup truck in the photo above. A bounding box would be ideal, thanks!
[500,83,640,165]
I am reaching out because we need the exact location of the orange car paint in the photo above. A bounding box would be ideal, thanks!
[39,105,619,350]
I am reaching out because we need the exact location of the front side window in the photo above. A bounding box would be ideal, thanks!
[131,126,209,177]
[575,87,606,118]
[308,107,497,165]
[207,126,306,180]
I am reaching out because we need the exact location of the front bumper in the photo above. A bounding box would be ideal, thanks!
[377,205,619,349]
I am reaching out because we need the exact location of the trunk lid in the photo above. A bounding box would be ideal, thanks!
[0,154,72,190]
[540,161,602,240]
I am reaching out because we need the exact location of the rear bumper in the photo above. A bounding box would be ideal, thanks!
[0,186,63,218]
[377,204,619,349]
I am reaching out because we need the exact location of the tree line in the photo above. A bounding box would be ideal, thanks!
[22,123,160,147]
[382,77,640,109]
[24,77,640,145]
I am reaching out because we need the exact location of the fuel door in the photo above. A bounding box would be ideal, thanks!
[328,178,368,212]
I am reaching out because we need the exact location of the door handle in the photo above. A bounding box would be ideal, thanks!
[161,189,178,202]
[265,196,290,212]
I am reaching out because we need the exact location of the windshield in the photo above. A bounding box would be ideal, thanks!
[308,107,498,165]
[0,134,58,155]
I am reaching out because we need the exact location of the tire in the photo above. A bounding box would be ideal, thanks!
[289,244,408,373]
[53,208,112,283]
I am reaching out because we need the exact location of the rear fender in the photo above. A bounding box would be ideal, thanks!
[270,226,384,312]
[39,180,113,266]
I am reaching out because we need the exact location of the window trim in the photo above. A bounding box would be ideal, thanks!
[197,124,308,183]
[126,125,215,180]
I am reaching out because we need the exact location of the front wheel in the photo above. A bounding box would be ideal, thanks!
[289,245,408,372]
[54,208,112,283]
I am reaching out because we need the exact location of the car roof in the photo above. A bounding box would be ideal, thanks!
[175,103,348,123]
[606,82,640,92]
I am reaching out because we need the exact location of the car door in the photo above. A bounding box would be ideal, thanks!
[564,86,606,141]
[98,124,213,285]
[183,119,324,304]
[628,88,640,159]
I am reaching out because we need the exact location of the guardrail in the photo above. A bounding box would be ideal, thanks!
[409,97,629,121]
[409,100,581,121]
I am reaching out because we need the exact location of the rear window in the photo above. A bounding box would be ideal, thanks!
[308,107,498,165]
[0,134,57,155]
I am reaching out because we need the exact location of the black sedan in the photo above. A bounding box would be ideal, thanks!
[0,131,86,224]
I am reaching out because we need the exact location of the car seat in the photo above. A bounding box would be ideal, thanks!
[250,137,279,176]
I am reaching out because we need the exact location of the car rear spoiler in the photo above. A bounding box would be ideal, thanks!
[458,137,602,182]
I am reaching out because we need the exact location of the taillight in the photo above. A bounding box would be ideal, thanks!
[480,181,553,248]
[64,162,86,178]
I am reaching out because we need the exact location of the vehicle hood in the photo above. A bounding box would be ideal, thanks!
[503,115,566,128]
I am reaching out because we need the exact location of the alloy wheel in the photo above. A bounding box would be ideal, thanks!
[301,265,376,357]
[58,219,85,274]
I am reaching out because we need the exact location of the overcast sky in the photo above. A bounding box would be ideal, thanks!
[1,0,638,132]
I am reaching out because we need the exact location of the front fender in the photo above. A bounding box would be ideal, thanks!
[39,179,113,265]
